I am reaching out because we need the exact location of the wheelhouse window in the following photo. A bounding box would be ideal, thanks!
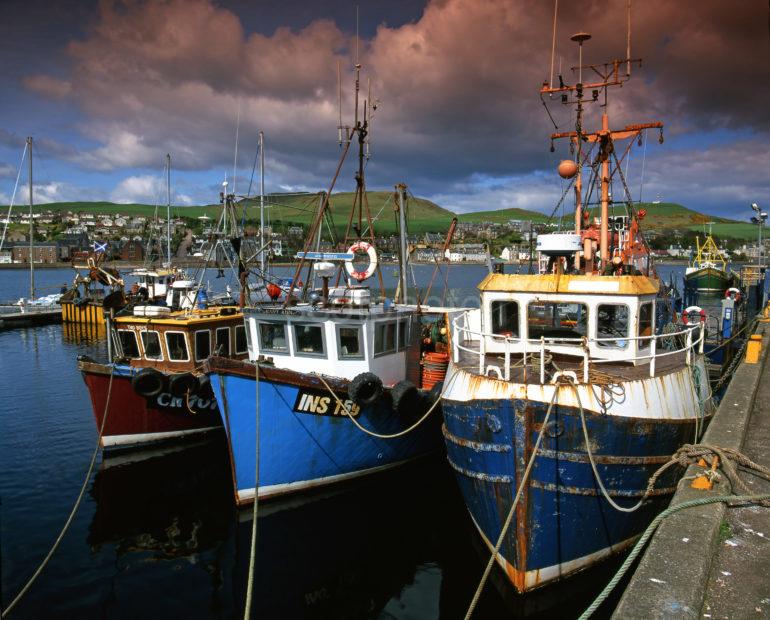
[374,321,396,355]
[258,322,288,354]
[215,327,231,356]
[596,304,629,348]
[527,301,587,340]
[194,330,211,361]
[397,318,410,350]
[140,330,163,360]
[491,300,519,337]
[337,325,363,359]
[294,323,325,357]
[234,325,248,354]
[117,330,140,358]
[165,332,189,361]
[638,302,654,348]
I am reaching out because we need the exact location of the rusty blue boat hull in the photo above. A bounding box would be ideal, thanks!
[442,390,702,592]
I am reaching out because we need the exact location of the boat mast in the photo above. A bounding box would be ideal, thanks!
[27,136,34,301]
[396,184,409,304]
[166,153,172,266]
[540,30,660,274]
[259,131,265,273]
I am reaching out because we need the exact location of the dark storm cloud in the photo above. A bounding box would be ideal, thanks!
[14,0,770,209]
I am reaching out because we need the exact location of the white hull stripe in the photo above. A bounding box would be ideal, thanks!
[235,455,426,505]
[101,426,221,448]
[469,512,639,591]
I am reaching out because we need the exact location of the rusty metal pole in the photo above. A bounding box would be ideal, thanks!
[600,112,610,269]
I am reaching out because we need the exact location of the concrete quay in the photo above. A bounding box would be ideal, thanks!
[613,323,770,619]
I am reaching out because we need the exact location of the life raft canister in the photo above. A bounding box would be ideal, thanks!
[683,305,706,325]
[344,241,378,282]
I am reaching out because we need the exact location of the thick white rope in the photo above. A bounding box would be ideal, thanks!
[314,373,445,440]
[464,387,560,620]
[243,363,260,618]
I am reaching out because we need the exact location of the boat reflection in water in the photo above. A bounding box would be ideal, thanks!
[61,320,106,345]
[88,440,515,618]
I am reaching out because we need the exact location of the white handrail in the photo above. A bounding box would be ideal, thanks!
[451,311,704,385]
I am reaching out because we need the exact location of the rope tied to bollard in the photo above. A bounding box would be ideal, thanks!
[1,365,116,618]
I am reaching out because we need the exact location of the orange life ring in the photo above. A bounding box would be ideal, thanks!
[683,305,706,324]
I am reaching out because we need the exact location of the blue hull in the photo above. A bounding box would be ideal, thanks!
[209,366,442,504]
[442,397,698,592]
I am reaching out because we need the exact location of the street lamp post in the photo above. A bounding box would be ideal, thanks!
[750,203,767,268]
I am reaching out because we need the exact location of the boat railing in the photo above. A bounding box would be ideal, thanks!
[451,311,705,384]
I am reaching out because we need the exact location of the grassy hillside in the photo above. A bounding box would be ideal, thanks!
[7,195,759,240]
[457,207,550,224]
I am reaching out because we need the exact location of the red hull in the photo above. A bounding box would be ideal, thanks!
[81,366,222,449]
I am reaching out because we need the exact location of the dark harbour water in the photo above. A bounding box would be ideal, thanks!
[0,265,687,619]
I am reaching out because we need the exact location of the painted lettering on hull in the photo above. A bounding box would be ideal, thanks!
[155,392,217,414]
[293,389,361,417]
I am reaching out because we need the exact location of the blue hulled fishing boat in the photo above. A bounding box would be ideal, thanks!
[440,31,714,593]
[206,301,449,505]
[206,62,461,505]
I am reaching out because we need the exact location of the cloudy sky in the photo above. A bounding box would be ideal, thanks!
[0,0,768,220]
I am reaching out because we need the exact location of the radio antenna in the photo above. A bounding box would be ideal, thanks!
[337,60,345,145]
[626,0,632,75]
[549,0,559,88]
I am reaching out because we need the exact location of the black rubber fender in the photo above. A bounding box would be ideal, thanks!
[197,374,211,393]
[131,367,167,398]
[348,372,383,407]
[168,372,199,398]
[390,380,421,416]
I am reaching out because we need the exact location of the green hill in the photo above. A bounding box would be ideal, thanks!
[6,195,758,240]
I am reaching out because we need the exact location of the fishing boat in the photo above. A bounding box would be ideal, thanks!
[684,230,733,295]
[77,189,252,449]
[440,31,714,594]
[205,65,462,505]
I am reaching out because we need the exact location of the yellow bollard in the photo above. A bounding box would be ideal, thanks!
[746,334,762,364]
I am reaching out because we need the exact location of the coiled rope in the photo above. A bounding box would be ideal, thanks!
[463,387,561,620]
[314,373,446,440]
[578,493,770,619]
[1,366,115,618]
[243,363,260,619]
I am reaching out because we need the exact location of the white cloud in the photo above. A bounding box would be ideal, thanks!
[110,175,167,204]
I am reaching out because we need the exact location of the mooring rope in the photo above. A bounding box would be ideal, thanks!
[463,387,561,620]
[243,363,260,619]
[314,373,445,440]
[578,493,770,619]
[1,366,115,618]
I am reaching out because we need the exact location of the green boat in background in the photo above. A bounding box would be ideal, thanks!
[685,231,734,294]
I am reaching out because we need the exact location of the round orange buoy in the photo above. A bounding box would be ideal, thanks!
[557,159,578,179]
[266,283,282,300]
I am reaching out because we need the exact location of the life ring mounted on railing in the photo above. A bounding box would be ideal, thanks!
[682,305,706,325]
[344,241,378,282]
